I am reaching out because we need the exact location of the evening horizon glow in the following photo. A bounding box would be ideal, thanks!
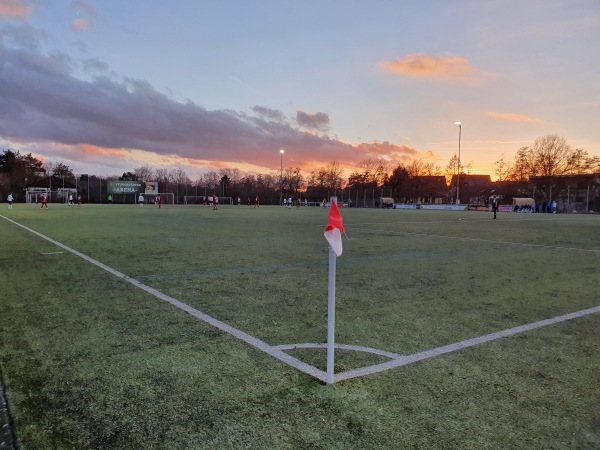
[0,0,599,181]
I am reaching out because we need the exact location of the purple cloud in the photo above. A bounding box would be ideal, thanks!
[0,25,418,172]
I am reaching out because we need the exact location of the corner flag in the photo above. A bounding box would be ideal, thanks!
[324,201,344,256]
[324,200,345,384]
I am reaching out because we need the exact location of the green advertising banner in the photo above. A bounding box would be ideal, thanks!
[107,181,144,194]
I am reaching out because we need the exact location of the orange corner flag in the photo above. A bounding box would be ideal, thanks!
[324,201,344,256]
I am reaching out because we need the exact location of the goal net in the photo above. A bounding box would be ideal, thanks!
[26,188,77,204]
[184,196,233,206]
[144,193,175,205]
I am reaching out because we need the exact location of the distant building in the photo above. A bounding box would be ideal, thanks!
[449,174,492,204]
[407,176,448,204]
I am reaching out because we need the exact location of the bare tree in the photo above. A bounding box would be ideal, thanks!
[322,161,345,190]
[406,159,425,178]
[444,154,459,185]
[509,146,531,181]
[529,134,573,176]
[422,161,441,176]
[357,158,388,186]
[493,154,513,181]
[133,166,155,182]
[284,167,305,196]
[567,148,600,175]
[203,171,220,193]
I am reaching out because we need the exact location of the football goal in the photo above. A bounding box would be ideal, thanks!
[184,196,233,206]
[144,193,175,205]
[26,188,77,204]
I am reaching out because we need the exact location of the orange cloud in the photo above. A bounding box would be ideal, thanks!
[486,111,544,123]
[380,53,477,80]
[80,144,128,157]
[71,18,90,31]
[0,0,31,18]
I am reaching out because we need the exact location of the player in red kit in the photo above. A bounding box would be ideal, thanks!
[40,194,48,209]
[157,195,163,208]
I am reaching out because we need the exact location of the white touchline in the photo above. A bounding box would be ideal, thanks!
[2,214,598,384]
[1,215,326,382]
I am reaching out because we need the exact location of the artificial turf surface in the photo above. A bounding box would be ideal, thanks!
[1,204,598,449]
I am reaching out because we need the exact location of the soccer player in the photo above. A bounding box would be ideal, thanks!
[7,193,13,209]
[255,195,260,208]
[157,195,163,208]
[283,198,287,208]
[41,194,48,209]
[138,193,144,207]
[212,196,218,210]
[68,194,74,206]
[77,194,82,207]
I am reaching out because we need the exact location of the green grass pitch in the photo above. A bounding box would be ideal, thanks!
[1,204,599,449]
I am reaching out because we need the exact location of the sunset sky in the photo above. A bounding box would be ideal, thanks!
[1,0,599,181]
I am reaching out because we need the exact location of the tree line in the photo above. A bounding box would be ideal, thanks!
[1,134,598,204]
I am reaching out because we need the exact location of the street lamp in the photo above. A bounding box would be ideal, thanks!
[454,121,462,204]
[279,149,285,205]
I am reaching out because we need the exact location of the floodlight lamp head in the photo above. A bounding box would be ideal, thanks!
[280,149,285,154]
[455,121,461,126]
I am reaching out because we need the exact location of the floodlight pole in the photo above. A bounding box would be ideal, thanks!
[279,149,285,206]
[455,122,462,204]
[326,246,337,385]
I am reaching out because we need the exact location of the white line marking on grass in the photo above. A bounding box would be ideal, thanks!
[350,227,600,254]
[274,343,406,360]
[40,251,65,255]
[334,305,600,383]
[0,215,327,383]
[2,214,598,385]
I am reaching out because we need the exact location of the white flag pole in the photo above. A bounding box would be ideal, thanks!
[326,245,337,385]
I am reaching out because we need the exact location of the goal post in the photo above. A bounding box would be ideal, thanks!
[184,196,233,206]
[26,188,77,204]
[144,193,175,205]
